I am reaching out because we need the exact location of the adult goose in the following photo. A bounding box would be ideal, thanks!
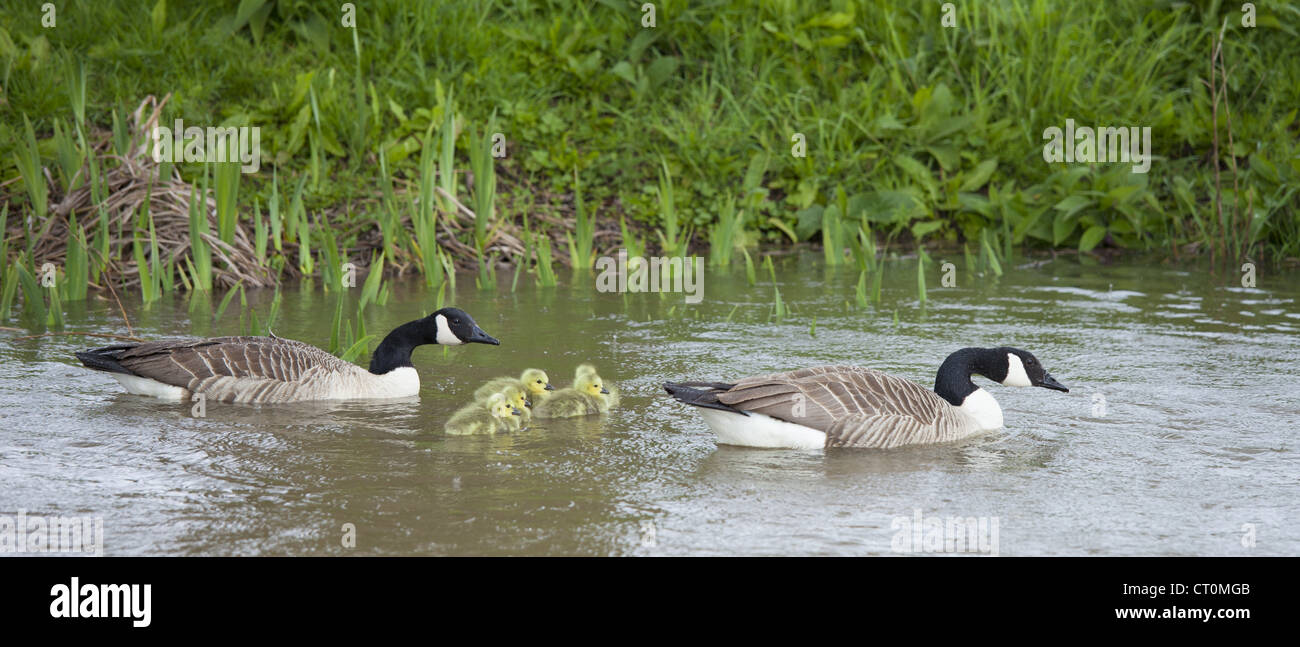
[663,347,1068,450]
[75,307,499,403]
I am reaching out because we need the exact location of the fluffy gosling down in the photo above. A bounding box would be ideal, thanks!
[444,393,522,435]
[497,384,533,423]
[473,368,554,405]
[534,373,612,418]
[575,364,619,409]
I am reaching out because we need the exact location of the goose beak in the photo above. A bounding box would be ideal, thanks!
[465,326,500,345]
[544,383,555,391]
[524,400,533,408]
[511,407,522,416]
[1035,372,1069,393]
[600,387,610,394]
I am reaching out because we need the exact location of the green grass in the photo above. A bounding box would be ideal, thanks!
[0,0,1298,322]
[468,119,498,257]
[215,161,241,246]
[14,261,45,327]
[214,283,243,322]
[531,232,557,288]
[132,209,163,303]
[62,214,89,302]
[654,155,688,258]
[916,246,930,304]
[413,129,446,289]
[708,195,742,267]
[566,167,596,271]
[186,175,213,292]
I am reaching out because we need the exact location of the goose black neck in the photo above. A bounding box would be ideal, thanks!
[369,319,431,374]
[933,348,1004,406]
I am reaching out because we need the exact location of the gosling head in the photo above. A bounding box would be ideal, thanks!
[576,373,610,398]
[430,307,499,346]
[996,347,1068,392]
[575,363,598,380]
[519,368,553,396]
[486,393,522,419]
[500,385,530,411]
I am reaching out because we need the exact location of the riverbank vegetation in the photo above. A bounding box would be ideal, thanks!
[1,1,1297,335]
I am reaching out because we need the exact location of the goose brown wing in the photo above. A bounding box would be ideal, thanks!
[716,365,964,447]
[112,336,347,388]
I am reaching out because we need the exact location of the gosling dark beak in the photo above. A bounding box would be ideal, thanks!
[465,326,500,345]
[511,407,522,416]
[544,383,555,391]
[600,387,609,394]
[1035,372,1069,393]
[525,400,533,408]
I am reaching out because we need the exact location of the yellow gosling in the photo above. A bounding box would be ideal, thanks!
[534,373,610,419]
[573,364,619,410]
[474,368,554,405]
[498,384,532,423]
[445,392,522,435]
[575,364,598,381]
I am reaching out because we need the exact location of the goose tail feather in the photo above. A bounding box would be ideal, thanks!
[662,382,749,416]
[74,344,139,376]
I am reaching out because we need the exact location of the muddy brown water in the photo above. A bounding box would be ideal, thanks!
[1,251,1296,555]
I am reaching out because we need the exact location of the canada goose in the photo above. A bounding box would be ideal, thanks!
[74,307,500,403]
[533,373,611,418]
[662,347,1068,450]
[472,368,553,404]
[445,392,522,435]
[574,363,619,409]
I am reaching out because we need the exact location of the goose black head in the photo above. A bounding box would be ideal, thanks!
[996,347,1068,392]
[430,308,499,346]
[934,346,1069,406]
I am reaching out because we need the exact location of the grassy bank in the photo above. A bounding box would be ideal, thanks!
[1,0,1298,328]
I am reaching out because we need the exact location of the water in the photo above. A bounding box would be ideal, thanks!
[2,252,1297,555]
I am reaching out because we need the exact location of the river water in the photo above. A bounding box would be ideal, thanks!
[2,251,1296,555]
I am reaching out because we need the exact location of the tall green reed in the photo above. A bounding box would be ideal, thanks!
[566,168,596,271]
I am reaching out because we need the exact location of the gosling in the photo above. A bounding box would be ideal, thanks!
[474,368,554,406]
[534,373,611,419]
[498,384,533,423]
[574,364,619,409]
[445,392,522,435]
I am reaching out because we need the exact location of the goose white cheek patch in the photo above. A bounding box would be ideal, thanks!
[434,314,461,345]
[1003,353,1032,387]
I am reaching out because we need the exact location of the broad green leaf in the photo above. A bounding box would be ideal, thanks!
[894,155,937,202]
[1053,194,1092,216]
[1105,184,1141,204]
[926,145,959,172]
[151,0,167,33]
[340,335,378,363]
[1079,225,1107,252]
[1053,211,1079,246]
[960,160,998,192]
[804,11,854,29]
[1250,154,1280,185]
[766,217,798,243]
[911,220,944,240]
[794,205,824,241]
